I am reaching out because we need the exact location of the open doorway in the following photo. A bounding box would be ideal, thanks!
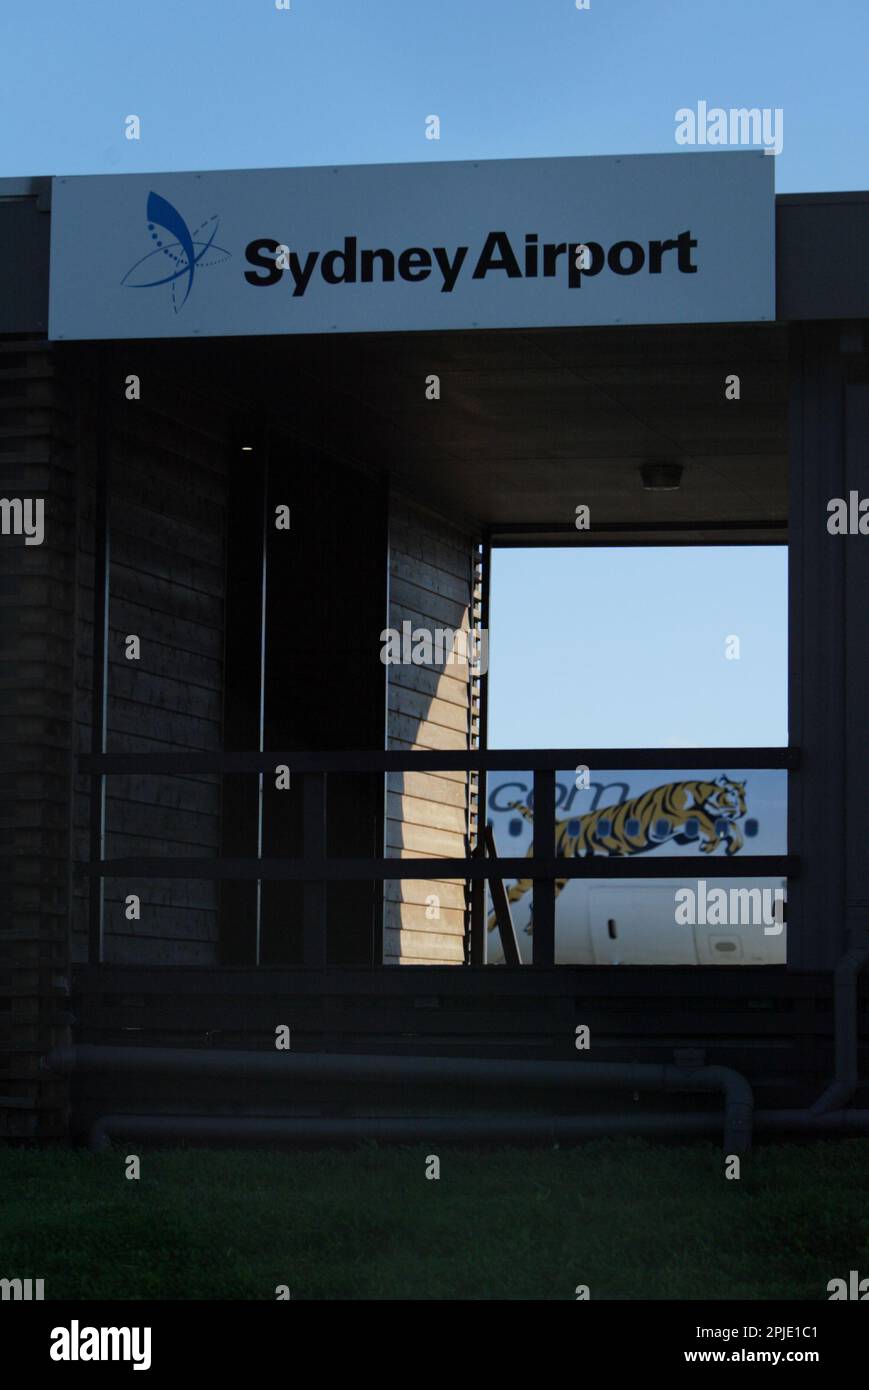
[485,544,788,966]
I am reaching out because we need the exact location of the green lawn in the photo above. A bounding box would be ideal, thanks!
[2,1138,868,1299]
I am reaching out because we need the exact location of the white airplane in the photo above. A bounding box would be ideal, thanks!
[485,769,787,966]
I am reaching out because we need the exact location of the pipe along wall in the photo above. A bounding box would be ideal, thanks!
[49,1045,753,1153]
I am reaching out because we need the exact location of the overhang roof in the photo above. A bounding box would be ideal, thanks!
[5,175,867,544]
[109,321,788,545]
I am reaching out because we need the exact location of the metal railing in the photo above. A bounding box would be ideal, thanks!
[79,745,799,967]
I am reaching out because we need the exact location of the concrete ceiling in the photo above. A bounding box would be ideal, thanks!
[131,320,790,545]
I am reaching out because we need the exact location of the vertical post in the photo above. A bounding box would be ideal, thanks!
[787,324,849,969]
[88,347,110,965]
[469,839,486,965]
[469,538,490,965]
[842,363,869,957]
[376,483,391,967]
[255,436,269,965]
[303,771,328,966]
[532,768,555,966]
[218,427,266,965]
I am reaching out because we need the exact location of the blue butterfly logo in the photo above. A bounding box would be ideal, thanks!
[122,191,232,312]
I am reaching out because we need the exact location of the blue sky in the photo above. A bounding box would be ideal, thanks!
[1,0,865,191]
[489,546,788,748]
[2,0,849,749]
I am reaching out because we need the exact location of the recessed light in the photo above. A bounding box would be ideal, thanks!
[641,462,682,491]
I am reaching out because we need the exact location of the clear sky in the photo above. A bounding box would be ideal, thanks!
[1,1,847,749]
[0,0,865,192]
[489,546,788,748]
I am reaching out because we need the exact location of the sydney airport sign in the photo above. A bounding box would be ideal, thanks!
[48,151,774,340]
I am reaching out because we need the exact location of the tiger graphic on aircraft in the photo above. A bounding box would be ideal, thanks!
[488,775,748,934]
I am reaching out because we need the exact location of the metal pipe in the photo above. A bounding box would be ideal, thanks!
[86,1107,869,1154]
[810,947,869,1115]
[87,1112,721,1151]
[757,1109,869,1133]
[46,1044,754,1153]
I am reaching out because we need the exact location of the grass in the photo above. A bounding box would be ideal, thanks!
[2,1138,869,1299]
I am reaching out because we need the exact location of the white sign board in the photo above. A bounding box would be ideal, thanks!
[48,152,774,340]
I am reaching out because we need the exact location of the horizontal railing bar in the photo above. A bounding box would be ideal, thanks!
[78,746,800,776]
[86,855,798,881]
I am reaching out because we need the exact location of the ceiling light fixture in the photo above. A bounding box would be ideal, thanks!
[640,461,683,491]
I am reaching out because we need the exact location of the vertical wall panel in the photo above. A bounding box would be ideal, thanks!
[385,495,478,964]
[843,371,869,942]
[0,337,74,1137]
[788,323,869,969]
[258,437,388,967]
[71,351,231,966]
